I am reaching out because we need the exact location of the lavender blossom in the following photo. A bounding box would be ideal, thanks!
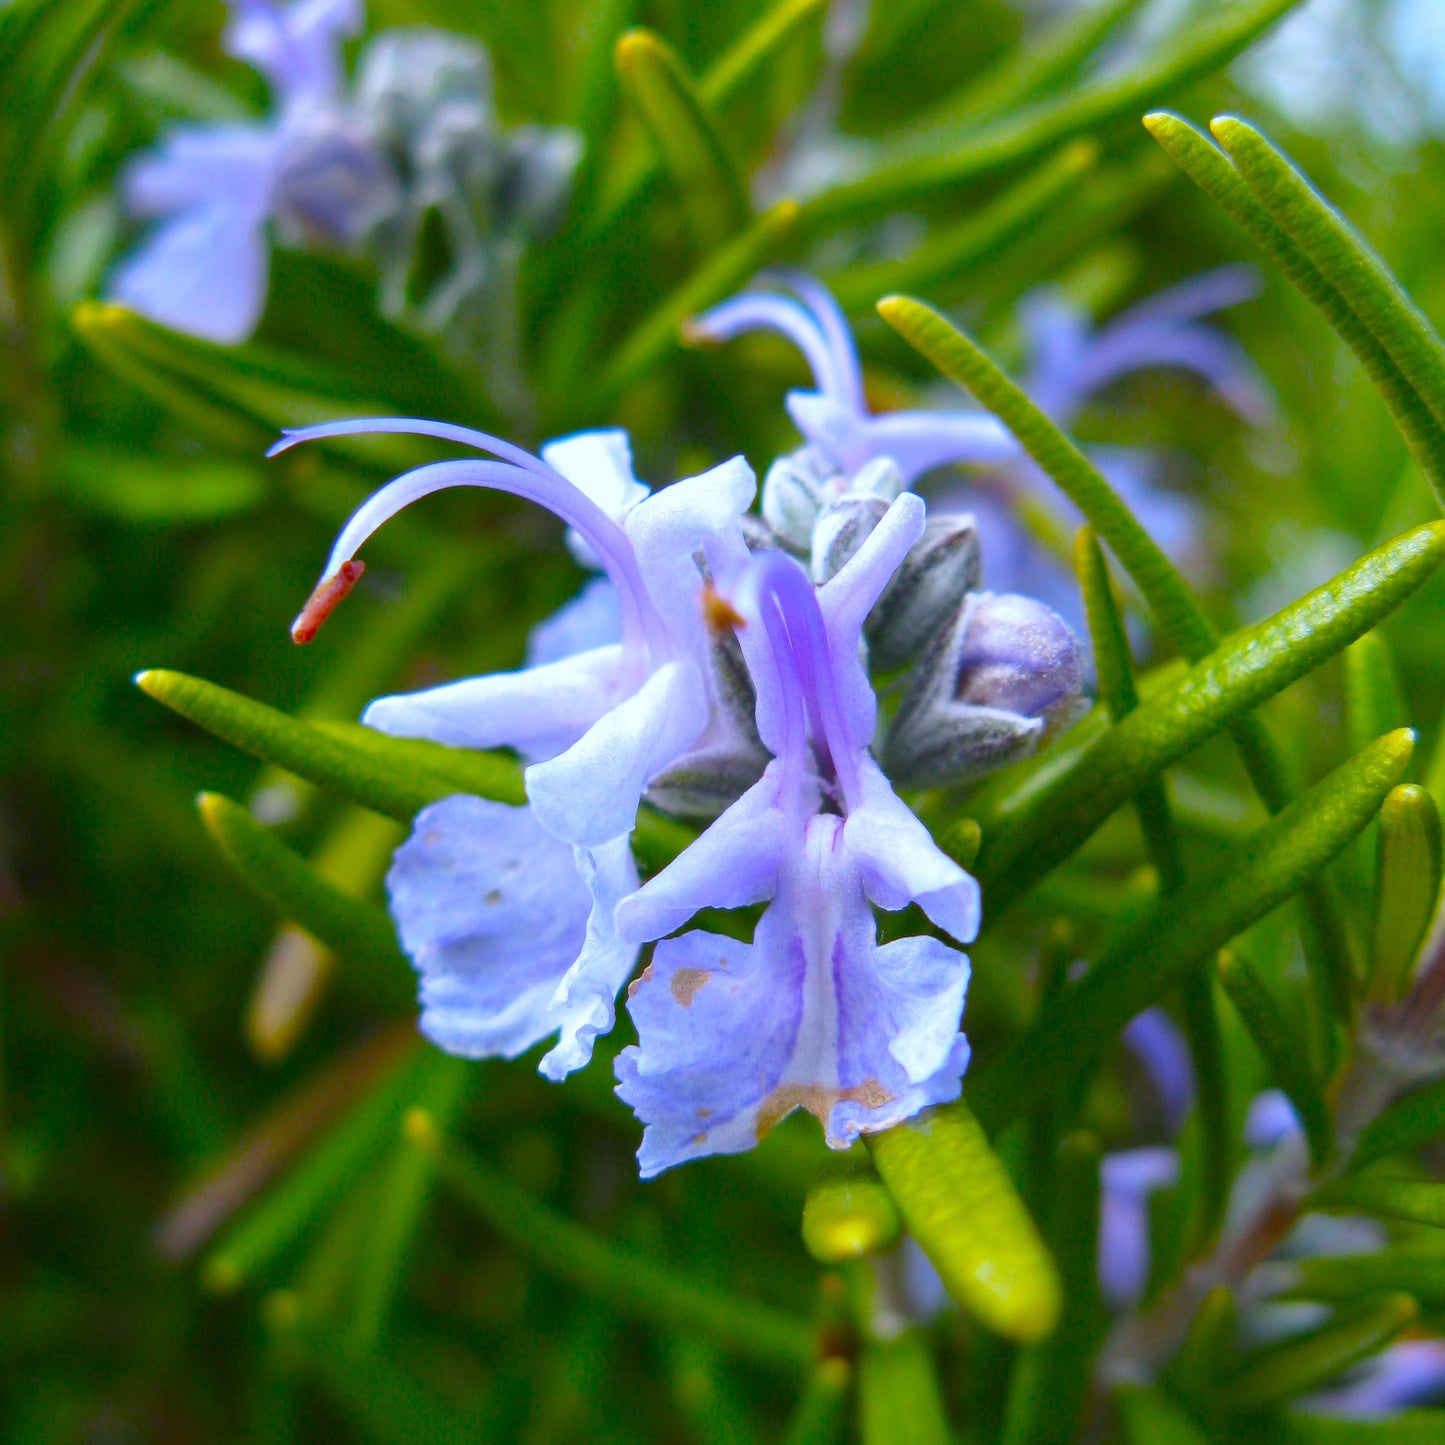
[690,270,1270,609]
[108,2,580,351]
[613,495,980,1176]
[276,418,758,1077]
[111,0,391,344]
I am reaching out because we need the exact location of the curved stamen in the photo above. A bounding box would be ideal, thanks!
[268,416,562,479]
[288,455,661,655]
[775,270,866,416]
[686,293,851,405]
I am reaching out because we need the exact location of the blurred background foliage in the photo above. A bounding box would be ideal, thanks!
[8,0,1445,1440]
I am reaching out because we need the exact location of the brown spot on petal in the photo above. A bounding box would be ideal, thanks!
[627,964,655,1001]
[291,560,365,644]
[702,583,746,637]
[484,889,504,905]
[669,968,711,1007]
[692,1132,708,1145]
[695,1107,712,1120]
[755,1079,894,1140]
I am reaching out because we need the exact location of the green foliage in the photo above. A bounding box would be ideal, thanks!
[12,0,1445,1438]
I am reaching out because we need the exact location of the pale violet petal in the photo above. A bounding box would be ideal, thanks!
[539,834,641,1079]
[818,492,926,752]
[110,205,270,345]
[363,645,625,762]
[541,429,649,520]
[122,125,278,218]
[1244,1089,1303,1150]
[616,927,799,1178]
[614,762,797,944]
[843,758,980,944]
[387,795,590,1059]
[526,659,709,847]
[1299,1339,1445,1418]
[525,577,624,667]
[828,930,972,1147]
[855,408,1020,483]
[226,0,360,105]
[624,455,756,644]
[543,429,650,568]
[617,814,972,1176]
[688,292,847,401]
[1098,1146,1180,1308]
[785,391,864,472]
[1123,1009,1195,1136]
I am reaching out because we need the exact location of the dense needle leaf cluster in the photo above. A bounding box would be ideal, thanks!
[9,1,1445,1441]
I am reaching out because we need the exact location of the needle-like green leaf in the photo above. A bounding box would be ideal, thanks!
[1217,947,1332,1166]
[828,142,1096,310]
[1368,783,1443,1003]
[924,0,1152,133]
[797,0,1304,231]
[859,1330,951,1445]
[867,1100,1062,1343]
[615,29,750,249]
[974,528,1445,914]
[142,670,524,821]
[1217,1292,1418,1411]
[586,199,799,412]
[999,1132,1103,1445]
[198,793,410,986]
[1311,1173,1445,1230]
[1345,633,1410,760]
[407,1109,816,1367]
[969,729,1415,1131]
[1349,1074,1445,1173]
[1212,116,1445,489]
[1145,111,1445,493]
[202,1036,426,1291]
[73,302,449,463]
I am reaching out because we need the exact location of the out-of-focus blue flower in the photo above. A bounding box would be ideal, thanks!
[111,0,389,344]
[689,270,1017,498]
[1299,1338,1445,1418]
[973,267,1271,600]
[275,418,758,1077]
[613,495,979,1176]
[1096,1008,1195,1309]
[691,270,1270,614]
[1098,1146,1182,1309]
[109,3,581,352]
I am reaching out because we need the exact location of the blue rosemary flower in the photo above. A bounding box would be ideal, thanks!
[614,495,980,1176]
[276,418,757,1076]
[109,2,580,353]
[690,269,1269,612]
[111,0,393,343]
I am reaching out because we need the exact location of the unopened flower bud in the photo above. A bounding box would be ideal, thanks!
[272,112,400,248]
[357,29,495,147]
[760,446,836,554]
[883,591,1084,789]
[866,513,981,672]
[811,494,888,583]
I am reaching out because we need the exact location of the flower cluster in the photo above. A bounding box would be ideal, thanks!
[278,271,1269,1176]
[110,0,579,350]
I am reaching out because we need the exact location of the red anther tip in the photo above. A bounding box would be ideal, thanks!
[290,560,365,644]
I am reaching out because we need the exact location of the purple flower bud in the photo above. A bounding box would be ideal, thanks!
[884,592,1084,790]
[866,513,981,673]
[953,592,1083,720]
[271,110,400,247]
